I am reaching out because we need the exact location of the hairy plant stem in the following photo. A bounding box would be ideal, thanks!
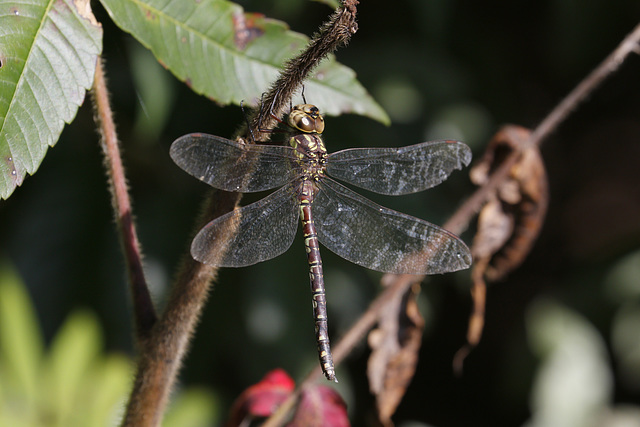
[91,60,156,341]
[250,0,359,140]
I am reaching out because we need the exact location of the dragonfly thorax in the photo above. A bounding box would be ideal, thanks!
[290,133,327,180]
[288,104,327,178]
[288,104,325,134]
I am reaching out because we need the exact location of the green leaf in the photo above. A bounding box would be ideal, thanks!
[164,388,220,427]
[0,263,43,409]
[526,299,613,427]
[43,310,102,425]
[130,41,176,143]
[0,0,103,199]
[99,0,389,123]
[0,265,213,426]
[313,0,342,9]
[81,355,132,427]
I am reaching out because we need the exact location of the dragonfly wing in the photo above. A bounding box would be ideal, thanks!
[171,133,301,192]
[314,178,471,274]
[192,184,299,267]
[326,140,471,195]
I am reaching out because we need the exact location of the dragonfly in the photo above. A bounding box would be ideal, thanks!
[170,104,473,382]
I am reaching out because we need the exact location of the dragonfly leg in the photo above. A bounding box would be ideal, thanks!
[256,90,287,134]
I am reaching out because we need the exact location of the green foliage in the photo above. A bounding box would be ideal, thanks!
[0,264,43,414]
[0,0,386,200]
[0,264,129,426]
[526,297,640,427]
[0,0,103,200]
[98,0,388,123]
[0,264,220,426]
[129,42,177,144]
[164,388,220,427]
[312,0,341,9]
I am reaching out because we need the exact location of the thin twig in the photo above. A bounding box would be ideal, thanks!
[447,21,640,236]
[528,22,640,148]
[264,20,640,425]
[91,59,157,340]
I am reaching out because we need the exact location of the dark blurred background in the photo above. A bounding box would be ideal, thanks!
[2,0,640,425]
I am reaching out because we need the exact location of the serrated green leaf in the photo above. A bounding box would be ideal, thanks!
[99,0,388,123]
[0,263,43,408]
[0,0,103,199]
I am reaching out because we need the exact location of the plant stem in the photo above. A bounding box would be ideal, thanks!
[120,190,234,426]
[91,59,157,340]
[250,0,359,139]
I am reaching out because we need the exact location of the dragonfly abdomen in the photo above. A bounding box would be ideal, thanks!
[299,180,336,382]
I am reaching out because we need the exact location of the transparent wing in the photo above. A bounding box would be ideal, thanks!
[326,140,472,195]
[192,184,299,266]
[314,178,471,274]
[170,133,302,192]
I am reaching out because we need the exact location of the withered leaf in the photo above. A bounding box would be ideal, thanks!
[470,125,549,281]
[367,284,424,426]
[456,125,548,372]
[472,196,515,260]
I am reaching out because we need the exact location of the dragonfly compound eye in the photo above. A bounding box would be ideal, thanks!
[289,105,324,134]
[313,115,325,133]
[298,116,315,132]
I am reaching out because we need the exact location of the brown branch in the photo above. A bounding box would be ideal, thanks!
[91,59,157,341]
[264,20,640,425]
[446,22,640,236]
[528,22,640,148]
[121,2,359,426]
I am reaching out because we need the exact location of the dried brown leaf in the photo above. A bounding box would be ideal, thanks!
[367,284,424,426]
[472,196,515,260]
[453,258,489,374]
[470,125,549,281]
[456,125,549,372]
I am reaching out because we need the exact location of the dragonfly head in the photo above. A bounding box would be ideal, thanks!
[288,104,325,134]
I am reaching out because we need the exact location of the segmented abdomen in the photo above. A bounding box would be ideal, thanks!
[298,180,336,382]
